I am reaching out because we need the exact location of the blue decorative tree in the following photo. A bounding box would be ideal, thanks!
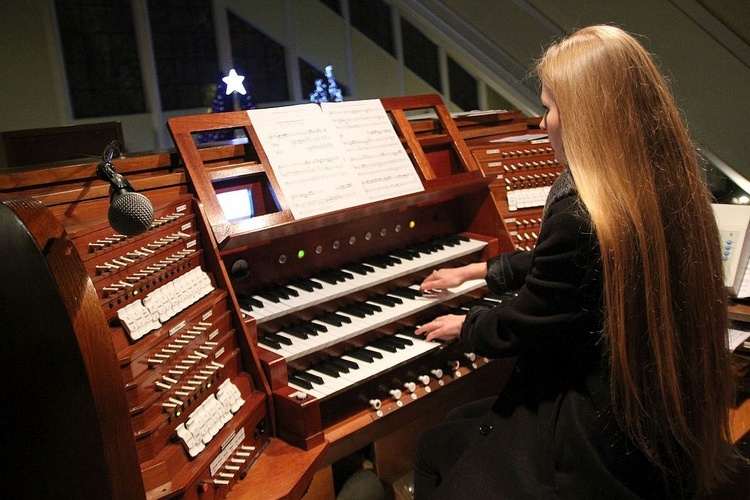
[310,65,343,103]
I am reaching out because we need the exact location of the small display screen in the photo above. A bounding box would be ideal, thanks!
[217,188,254,221]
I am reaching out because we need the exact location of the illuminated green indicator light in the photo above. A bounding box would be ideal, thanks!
[298,250,305,259]
[409,220,416,228]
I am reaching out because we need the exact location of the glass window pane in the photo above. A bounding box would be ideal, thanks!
[228,11,290,104]
[55,0,145,118]
[448,57,478,111]
[350,0,394,55]
[401,18,440,91]
[148,0,218,111]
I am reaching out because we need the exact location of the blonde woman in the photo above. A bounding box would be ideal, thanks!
[414,25,740,498]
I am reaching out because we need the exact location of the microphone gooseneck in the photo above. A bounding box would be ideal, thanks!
[96,145,154,237]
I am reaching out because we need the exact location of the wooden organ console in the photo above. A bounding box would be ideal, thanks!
[13,93,743,500]
[164,95,520,483]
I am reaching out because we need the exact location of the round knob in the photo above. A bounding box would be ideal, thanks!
[418,375,430,385]
[448,360,460,371]
[197,481,209,494]
[369,399,382,410]
[464,353,476,362]
[403,382,416,393]
[431,368,443,379]
[389,389,402,400]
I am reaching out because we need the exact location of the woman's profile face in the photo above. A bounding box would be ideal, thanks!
[540,86,566,165]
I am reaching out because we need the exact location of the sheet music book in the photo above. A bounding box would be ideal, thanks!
[248,99,424,219]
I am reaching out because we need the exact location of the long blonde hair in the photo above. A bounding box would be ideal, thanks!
[536,25,738,494]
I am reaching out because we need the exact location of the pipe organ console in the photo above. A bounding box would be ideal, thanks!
[1,95,556,499]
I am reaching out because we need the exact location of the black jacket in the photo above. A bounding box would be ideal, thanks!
[425,171,689,499]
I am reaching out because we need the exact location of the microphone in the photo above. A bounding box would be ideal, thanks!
[96,142,154,237]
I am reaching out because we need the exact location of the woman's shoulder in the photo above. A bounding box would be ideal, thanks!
[543,192,591,229]
[536,192,597,258]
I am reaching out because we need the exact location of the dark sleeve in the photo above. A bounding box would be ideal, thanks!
[460,195,601,359]
[485,250,532,294]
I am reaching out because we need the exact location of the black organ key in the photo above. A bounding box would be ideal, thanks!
[266,332,293,346]
[266,286,290,300]
[296,371,325,386]
[318,312,352,327]
[434,236,458,247]
[284,326,309,340]
[390,332,413,346]
[330,357,358,371]
[308,322,327,334]
[389,287,420,300]
[333,269,354,281]
[384,255,402,266]
[362,257,387,269]
[412,242,436,254]
[311,363,340,378]
[340,304,367,318]
[347,348,377,363]
[342,262,375,275]
[317,271,343,285]
[364,254,400,268]
[384,335,411,348]
[395,326,419,340]
[348,303,377,316]
[279,285,299,297]
[289,374,314,390]
[447,307,471,315]
[391,248,420,260]
[371,339,399,353]
[257,290,281,303]
[369,294,401,307]
[324,359,351,374]
[238,295,264,310]
[258,336,281,350]
[359,301,382,313]
[360,347,383,359]
[291,278,322,292]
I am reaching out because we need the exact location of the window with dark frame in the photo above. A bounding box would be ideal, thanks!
[448,57,478,111]
[229,11,290,104]
[55,0,146,118]
[147,0,218,111]
[401,18,441,92]
[349,0,394,56]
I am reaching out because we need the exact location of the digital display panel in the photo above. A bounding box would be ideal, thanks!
[217,188,254,221]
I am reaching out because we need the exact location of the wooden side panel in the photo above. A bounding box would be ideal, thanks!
[0,196,145,499]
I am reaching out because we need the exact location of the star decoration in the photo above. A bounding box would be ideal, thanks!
[222,69,247,95]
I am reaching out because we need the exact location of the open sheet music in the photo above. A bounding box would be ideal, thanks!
[248,99,423,219]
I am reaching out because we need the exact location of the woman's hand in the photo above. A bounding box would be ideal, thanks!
[419,262,488,296]
[415,314,466,342]
[420,268,468,295]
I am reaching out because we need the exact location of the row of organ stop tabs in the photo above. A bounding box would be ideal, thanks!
[459,112,564,251]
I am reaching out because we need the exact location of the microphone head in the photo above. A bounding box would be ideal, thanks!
[108,191,154,237]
